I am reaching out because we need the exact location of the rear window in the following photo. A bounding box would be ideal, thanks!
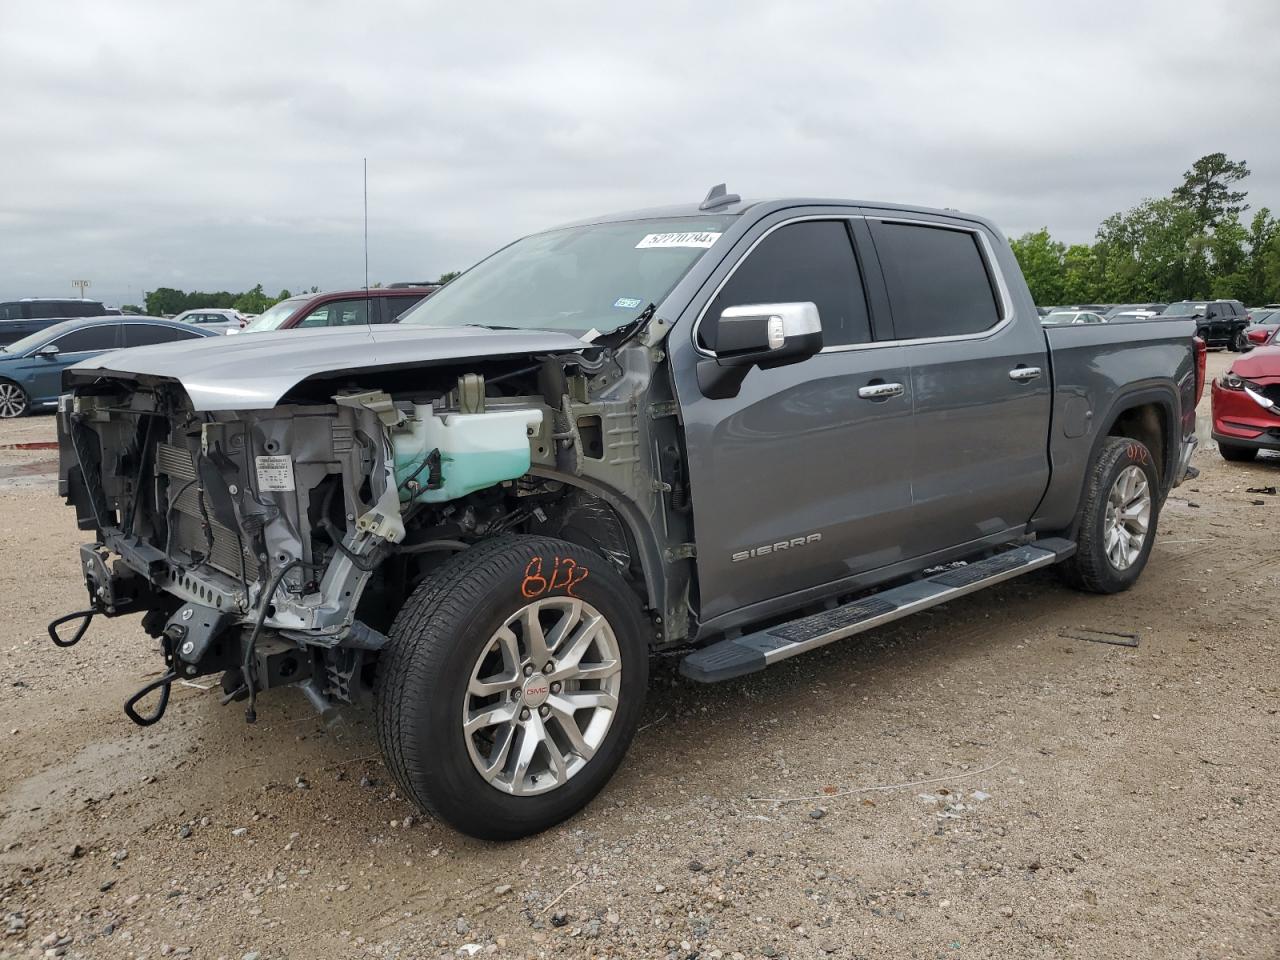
[51,325,118,352]
[868,221,1001,339]
[123,323,203,347]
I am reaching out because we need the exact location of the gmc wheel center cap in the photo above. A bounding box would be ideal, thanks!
[521,675,551,707]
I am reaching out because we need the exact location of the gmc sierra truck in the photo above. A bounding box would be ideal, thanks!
[52,188,1203,840]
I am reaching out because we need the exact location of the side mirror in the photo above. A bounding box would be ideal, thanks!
[705,302,823,369]
[35,344,60,359]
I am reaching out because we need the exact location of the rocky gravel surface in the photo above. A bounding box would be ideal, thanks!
[1,351,1277,959]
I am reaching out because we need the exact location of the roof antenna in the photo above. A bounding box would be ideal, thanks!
[699,182,740,211]
[363,158,369,292]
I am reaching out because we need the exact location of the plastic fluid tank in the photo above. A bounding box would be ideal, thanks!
[392,403,544,503]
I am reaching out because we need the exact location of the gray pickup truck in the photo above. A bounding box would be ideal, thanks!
[53,188,1203,839]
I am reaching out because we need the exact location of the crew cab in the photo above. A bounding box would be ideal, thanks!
[53,190,1201,840]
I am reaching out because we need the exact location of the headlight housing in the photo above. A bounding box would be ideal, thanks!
[1219,371,1254,391]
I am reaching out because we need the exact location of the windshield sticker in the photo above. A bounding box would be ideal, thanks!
[635,231,722,249]
[613,297,643,310]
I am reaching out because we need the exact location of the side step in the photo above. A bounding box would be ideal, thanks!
[679,538,1076,683]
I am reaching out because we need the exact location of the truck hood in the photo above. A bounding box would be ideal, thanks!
[68,324,587,411]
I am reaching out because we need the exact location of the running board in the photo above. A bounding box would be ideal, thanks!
[679,539,1076,683]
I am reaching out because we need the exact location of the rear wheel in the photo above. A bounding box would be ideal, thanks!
[0,380,29,419]
[1060,436,1160,594]
[375,535,649,840]
[1219,442,1258,462]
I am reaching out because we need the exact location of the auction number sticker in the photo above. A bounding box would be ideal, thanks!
[635,231,721,249]
[255,455,296,492]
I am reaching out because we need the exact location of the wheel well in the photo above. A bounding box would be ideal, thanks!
[1106,403,1167,484]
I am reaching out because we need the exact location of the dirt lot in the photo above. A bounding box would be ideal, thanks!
[1,351,1277,960]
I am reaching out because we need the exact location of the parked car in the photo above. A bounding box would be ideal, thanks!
[1241,309,1280,348]
[234,287,439,334]
[0,298,120,348]
[1212,345,1280,460]
[0,317,216,418]
[1042,309,1106,325]
[55,191,1200,840]
[171,308,244,333]
[1105,303,1167,319]
[1161,299,1250,350]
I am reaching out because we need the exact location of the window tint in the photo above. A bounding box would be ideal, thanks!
[298,299,371,328]
[869,222,1000,339]
[51,325,118,352]
[123,323,201,347]
[707,220,871,347]
[0,302,24,321]
[387,295,426,321]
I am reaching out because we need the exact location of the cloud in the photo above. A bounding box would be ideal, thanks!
[2,0,1278,305]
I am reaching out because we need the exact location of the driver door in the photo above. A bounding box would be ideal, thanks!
[671,212,914,630]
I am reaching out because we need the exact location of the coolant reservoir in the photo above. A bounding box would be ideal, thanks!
[392,403,544,503]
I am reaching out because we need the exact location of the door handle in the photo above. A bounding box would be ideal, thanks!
[1009,366,1042,382]
[858,382,904,400]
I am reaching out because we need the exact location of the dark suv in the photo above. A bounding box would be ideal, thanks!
[236,287,438,335]
[1161,300,1249,350]
[0,298,120,347]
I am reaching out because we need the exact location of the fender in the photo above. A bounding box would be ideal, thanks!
[1066,382,1180,538]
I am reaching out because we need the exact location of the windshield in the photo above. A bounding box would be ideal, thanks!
[1162,302,1207,316]
[398,216,735,334]
[1042,311,1078,324]
[1,320,81,354]
[242,298,305,333]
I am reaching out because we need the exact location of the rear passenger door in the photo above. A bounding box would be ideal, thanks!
[863,215,1051,558]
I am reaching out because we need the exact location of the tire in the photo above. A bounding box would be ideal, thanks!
[1232,331,1248,352]
[375,535,649,840]
[1059,436,1160,594]
[1219,442,1258,463]
[0,379,29,419]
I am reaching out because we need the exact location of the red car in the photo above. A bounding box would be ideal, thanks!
[235,286,438,334]
[1212,344,1280,461]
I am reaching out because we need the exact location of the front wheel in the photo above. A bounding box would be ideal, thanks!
[0,380,29,419]
[1059,436,1160,594]
[1232,331,1248,352]
[375,536,649,840]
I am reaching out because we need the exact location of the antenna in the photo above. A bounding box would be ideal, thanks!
[699,183,740,211]
[363,158,369,292]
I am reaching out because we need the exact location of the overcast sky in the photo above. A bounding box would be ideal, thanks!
[2,0,1278,307]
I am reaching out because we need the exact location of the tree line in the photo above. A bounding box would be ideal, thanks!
[1010,153,1280,307]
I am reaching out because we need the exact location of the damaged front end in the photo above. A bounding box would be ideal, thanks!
[55,362,559,720]
[53,334,694,726]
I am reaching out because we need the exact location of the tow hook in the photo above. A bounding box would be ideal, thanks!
[48,609,96,648]
[123,670,178,727]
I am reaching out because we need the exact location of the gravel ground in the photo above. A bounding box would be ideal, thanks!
[1,351,1277,960]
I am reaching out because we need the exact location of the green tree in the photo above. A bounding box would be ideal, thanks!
[233,284,272,315]
[1061,244,1103,303]
[276,289,292,301]
[1009,229,1066,305]
[1172,152,1250,228]
[437,271,461,284]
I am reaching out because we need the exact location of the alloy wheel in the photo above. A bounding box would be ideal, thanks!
[0,382,27,419]
[462,597,622,796]
[1103,464,1150,570]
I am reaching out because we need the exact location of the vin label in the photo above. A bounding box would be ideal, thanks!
[254,455,295,492]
